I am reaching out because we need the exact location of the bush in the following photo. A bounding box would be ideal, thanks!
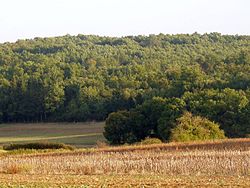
[170,112,226,142]
[139,137,163,145]
[3,142,75,151]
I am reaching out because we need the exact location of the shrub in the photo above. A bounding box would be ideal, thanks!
[139,137,163,145]
[170,112,226,142]
[3,142,75,151]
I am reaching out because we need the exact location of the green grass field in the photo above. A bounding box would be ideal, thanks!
[0,122,105,148]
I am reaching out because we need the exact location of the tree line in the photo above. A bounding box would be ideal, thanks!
[0,33,249,138]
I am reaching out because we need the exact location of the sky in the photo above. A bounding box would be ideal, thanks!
[0,0,249,43]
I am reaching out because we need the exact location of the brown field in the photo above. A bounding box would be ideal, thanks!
[0,138,249,187]
[0,174,249,187]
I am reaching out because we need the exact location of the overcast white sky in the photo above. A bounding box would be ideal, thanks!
[0,0,249,43]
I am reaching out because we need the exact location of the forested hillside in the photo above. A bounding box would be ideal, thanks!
[0,33,249,137]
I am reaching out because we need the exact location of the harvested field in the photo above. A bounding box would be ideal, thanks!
[0,138,249,187]
[0,174,249,188]
[0,149,249,176]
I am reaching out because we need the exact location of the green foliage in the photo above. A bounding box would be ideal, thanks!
[0,33,249,139]
[104,111,132,145]
[170,112,226,142]
[0,112,3,123]
[104,97,228,144]
[135,97,168,136]
[183,89,249,137]
[3,142,75,150]
[157,98,186,141]
[104,110,151,144]
[139,137,162,145]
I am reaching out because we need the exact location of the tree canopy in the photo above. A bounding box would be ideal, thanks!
[0,33,249,139]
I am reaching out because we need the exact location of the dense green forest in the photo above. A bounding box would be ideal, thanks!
[0,33,249,138]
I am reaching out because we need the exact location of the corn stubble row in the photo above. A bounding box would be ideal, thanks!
[0,149,249,176]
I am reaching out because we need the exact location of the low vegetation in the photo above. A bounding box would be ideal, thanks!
[3,142,75,151]
[139,137,163,145]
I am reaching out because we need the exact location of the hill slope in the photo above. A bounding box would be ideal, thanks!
[0,33,249,137]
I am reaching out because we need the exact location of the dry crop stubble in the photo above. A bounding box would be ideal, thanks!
[0,148,249,176]
[0,138,249,187]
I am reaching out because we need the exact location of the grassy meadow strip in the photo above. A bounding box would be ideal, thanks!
[0,133,102,143]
